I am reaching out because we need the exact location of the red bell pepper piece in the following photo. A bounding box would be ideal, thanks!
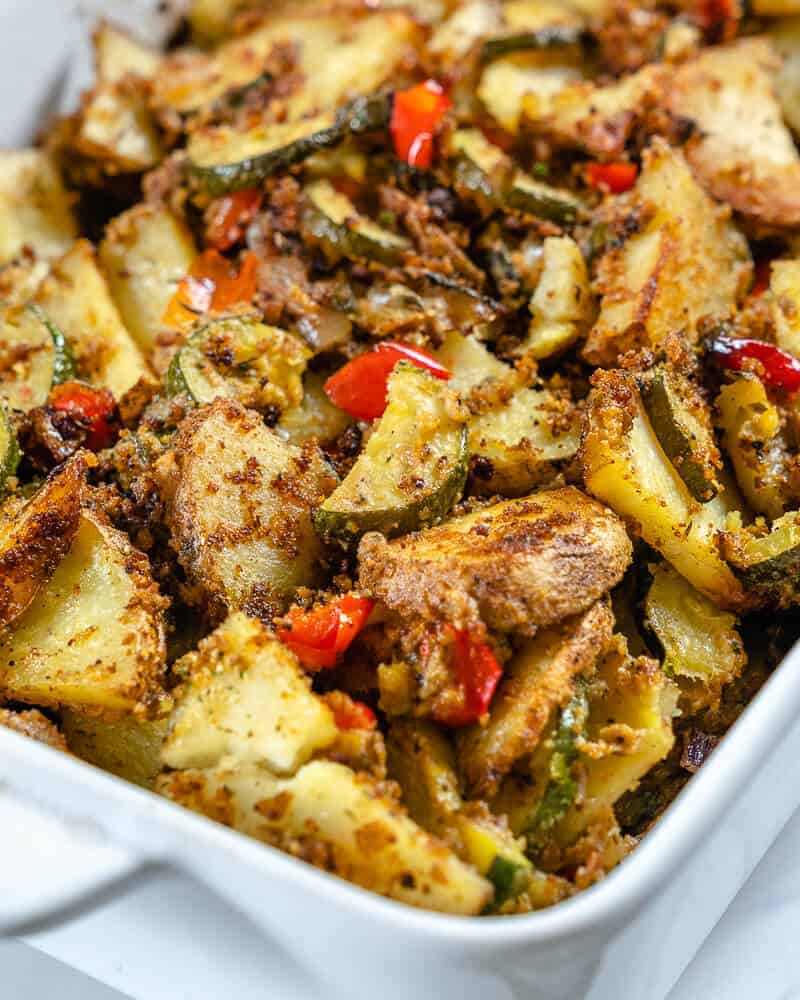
[391,80,452,170]
[709,335,800,394]
[325,692,378,731]
[434,627,503,727]
[277,595,374,670]
[162,249,259,327]
[586,161,638,194]
[49,381,119,451]
[693,0,739,31]
[205,188,263,251]
[324,341,451,421]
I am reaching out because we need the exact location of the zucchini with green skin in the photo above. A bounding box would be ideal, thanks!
[189,95,391,195]
[505,171,582,225]
[645,562,746,697]
[0,304,76,411]
[0,408,19,491]
[315,363,468,542]
[725,511,800,606]
[638,366,720,502]
[165,314,308,414]
[481,25,586,63]
[302,179,410,266]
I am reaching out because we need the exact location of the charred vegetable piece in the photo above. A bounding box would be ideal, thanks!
[725,511,800,607]
[49,381,119,452]
[165,313,308,414]
[316,364,467,541]
[302,180,410,266]
[638,366,720,502]
[645,562,746,693]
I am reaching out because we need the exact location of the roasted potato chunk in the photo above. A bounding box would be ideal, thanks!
[458,601,614,798]
[358,487,632,635]
[158,759,492,915]
[0,707,68,752]
[156,398,337,618]
[0,509,168,715]
[62,709,167,788]
[162,612,337,774]
[0,454,85,628]
[0,151,77,265]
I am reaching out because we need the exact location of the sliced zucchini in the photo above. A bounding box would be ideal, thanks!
[554,635,678,844]
[33,239,151,399]
[457,600,613,798]
[0,150,77,265]
[156,398,337,617]
[166,314,308,414]
[315,364,468,542]
[725,511,800,607]
[0,408,19,491]
[0,509,167,716]
[158,759,493,916]
[638,366,721,503]
[505,171,582,225]
[456,812,537,909]
[302,179,410,266]
[0,303,76,411]
[100,204,197,356]
[468,386,581,497]
[188,112,342,196]
[716,373,790,520]
[62,708,169,789]
[482,24,585,63]
[0,455,84,629]
[582,370,746,609]
[515,235,593,360]
[358,488,631,636]
[162,612,337,775]
[645,562,746,694]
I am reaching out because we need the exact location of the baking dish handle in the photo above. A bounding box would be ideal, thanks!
[0,785,148,936]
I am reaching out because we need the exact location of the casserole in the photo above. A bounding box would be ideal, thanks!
[2,2,800,997]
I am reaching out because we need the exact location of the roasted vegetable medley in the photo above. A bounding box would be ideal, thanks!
[2,0,800,916]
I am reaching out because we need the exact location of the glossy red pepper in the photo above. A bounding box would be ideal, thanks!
[434,627,503,727]
[162,249,260,327]
[391,80,452,169]
[277,595,374,670]
[49,381,119,451]
[586,161,638,194]
[205,188,263,251]
[324,341,451,421]
[709,335,800,394]
[693,0,739,32]
[325,692,378,730]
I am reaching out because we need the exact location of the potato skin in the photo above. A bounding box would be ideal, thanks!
[358,487,632,635]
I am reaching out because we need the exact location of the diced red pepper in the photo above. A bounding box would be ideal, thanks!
[433,627,503,727]
[325,691,378,730]
[277,594,374,670]
[586,161,638,194]
[324,341,451,421]
[205,188,263,251]
[751,257,773,297]
[162,249,260,327]
[49,381,119,451]
[391,80,452,170]
[693,0,739,32]
[709,335,800,394]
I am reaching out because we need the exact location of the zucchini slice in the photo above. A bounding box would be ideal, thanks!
[302,179,410,266]
[638,366,721,503]
[645,562,746,693]
[582,370,746,609]
[504,171,582,225]
[315,364,468,542]
[716,373,791,520]
[189,94,391,195]
[166,314,308,414]
[0,408,19,491]
[481,0,586,63]
[726,511,800,607]
[0,303,76,411]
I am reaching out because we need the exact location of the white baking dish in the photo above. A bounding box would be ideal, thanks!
[1,4,799,998]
